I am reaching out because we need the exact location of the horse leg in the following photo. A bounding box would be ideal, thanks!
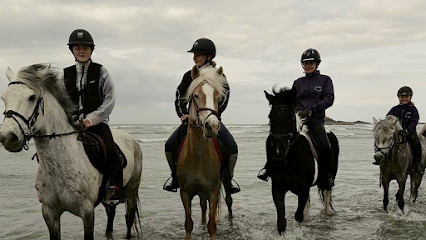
[382,178,390,212]
[295,190,309,223]
[207,190,220,240]
[181,193,194,240]
[303,194,311,221]
[102,203,116,235]
[396,177,407,212]
[272,182,286,235]
[42,204,61,240]
[125,194,140,239]
[200,195,207,224]
[81,208,95,240]
[225,190,233,219]
[321,189,336,216]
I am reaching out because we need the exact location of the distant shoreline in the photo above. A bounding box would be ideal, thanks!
[324,117,370,125]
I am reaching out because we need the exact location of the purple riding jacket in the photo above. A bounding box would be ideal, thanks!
[291,70,334,124]
[387,102,419,133]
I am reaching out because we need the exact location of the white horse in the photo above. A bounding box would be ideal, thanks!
[0,64,143,240]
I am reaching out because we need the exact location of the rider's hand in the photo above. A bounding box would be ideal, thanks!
[83,118,92,128]
[298,109,312,119]
[180,115,189,122]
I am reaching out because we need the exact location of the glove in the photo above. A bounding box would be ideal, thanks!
[298,109,312,119]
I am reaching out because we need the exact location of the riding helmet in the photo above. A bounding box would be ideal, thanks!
[397,86,413,96]
[301,48,321,64]
[67,29,95,50]
[187,38,216,59]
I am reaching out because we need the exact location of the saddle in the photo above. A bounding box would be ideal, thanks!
[77,131,127,173]
[177,136,224,164]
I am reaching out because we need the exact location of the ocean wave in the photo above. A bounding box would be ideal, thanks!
[137,138,167,143]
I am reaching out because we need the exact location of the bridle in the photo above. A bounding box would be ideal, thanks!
[3,81,78,150]
[268,104,299,159]
[374,134,396,157]
[189,81,220,129]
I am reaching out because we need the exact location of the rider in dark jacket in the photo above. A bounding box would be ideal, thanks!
[64,29,124,204]
[373,86,424,172]
[258,48,336,189]
[163,38,240,194]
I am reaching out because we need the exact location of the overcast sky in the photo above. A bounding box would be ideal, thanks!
[1,0,426,124]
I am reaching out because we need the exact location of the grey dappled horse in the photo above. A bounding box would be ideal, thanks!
[373,115,425,212]
[0,64,143,239]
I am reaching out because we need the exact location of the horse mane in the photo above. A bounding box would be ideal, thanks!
[272,86,296,105]
[373,115,400,135]
[17,64,76,122]
[185,67,227,101]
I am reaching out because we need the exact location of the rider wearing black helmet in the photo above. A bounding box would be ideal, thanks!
[64,29,124,204]
[374,86,424,173]
[163,38,240,194]
[258,48,336,190]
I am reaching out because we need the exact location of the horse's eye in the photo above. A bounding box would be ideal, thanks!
[29,95,36,102]
[193,94,199,99]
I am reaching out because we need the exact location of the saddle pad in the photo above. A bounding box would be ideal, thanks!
[177,136,223,164]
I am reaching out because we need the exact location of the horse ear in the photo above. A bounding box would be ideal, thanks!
[373,117,379,124]
[217,66,223,76]
[264,90,274,103]
[6,67,14,82]
[191,65,200,79]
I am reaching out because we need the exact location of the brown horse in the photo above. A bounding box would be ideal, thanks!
[177,65,230,240]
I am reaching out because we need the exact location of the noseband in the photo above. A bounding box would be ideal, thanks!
[374,136,395,157]
[3,81,78,150]
[189,81,220,129]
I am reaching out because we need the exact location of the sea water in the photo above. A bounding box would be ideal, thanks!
[0,124,425,239]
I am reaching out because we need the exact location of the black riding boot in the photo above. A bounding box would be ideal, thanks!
[408,133,424,173]
[105,149,125,205]
[222,153,240,194]
[163,152,179,192]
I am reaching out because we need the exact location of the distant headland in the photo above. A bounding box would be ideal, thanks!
[325,117,370,125]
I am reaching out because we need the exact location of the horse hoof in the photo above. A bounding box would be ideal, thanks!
[321,209,336,216]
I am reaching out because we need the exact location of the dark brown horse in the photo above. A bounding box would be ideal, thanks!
[177,65,232,240]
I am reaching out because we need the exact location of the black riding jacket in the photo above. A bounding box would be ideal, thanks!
[174,65,230,119]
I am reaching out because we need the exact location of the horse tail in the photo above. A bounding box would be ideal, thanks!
[134,195,142,235]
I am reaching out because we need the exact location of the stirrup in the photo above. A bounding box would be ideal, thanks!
[163,176,178,192]
[228,179,241,194]
[104,186,121,205]
[257,168,270,182]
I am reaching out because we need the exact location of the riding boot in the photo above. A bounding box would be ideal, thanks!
[257,163,270,181]
[222,153,240,194]
[105,149,125,205]
[163,152,179,192]
[408,133,424,173]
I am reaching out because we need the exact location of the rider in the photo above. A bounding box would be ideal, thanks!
[64,29,124,204]
[258,48,336,189]
[163,38,240,194]
[373,86,424,172]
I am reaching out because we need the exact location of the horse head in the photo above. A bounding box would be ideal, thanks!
[373,115,403,162]
[265,87,297,136]
[186,65,227,138]
[0,64,74,152]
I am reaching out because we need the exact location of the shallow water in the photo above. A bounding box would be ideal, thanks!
[0,124,425,239]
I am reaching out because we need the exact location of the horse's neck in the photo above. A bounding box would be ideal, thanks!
[34,93,91,172]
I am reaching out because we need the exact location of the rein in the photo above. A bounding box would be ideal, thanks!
[3,81,79,150]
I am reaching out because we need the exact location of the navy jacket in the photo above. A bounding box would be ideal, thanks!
[387,102,419,133]
[291,71,334,124]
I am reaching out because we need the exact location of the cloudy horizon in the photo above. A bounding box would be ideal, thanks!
[1,0,426,124]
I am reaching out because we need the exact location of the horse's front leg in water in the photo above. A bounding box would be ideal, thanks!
[295,190,309,223]
[200,195,207,224]
[272,182,286,234]
[82,208,95,240]
[207,190,220,239]
[42,204,61,240]
[382,177,390,212]
[396,177,407,212]
[181,193,194,240]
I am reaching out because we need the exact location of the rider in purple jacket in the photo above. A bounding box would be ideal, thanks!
[373,86,424,172]
[258,48,336,189]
